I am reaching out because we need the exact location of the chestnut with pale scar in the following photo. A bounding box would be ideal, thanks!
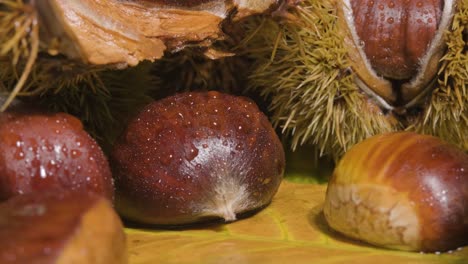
[0,191,127,264]
[324,132,468,252]
[111,91,285,225]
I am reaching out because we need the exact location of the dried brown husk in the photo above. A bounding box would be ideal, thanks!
[0,0,281,147]
[0,0,280,111]
[37,0,280,66]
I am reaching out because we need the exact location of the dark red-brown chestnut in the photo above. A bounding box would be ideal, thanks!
[0,110,114,201]
[350,0,443,80]
[0,191,126,264]
[324,132,468,252]
[111,91,285,225]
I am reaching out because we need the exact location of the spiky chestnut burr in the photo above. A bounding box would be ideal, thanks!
[0,108,114,201]
[0,191,127,264]
[111,91,285,225]
[323,132,468,252]
[241,0,467,158]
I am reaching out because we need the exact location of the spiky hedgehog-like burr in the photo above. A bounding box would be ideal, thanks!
[0,0,280,149]
[1,0,467,161]
[242,0,467,158]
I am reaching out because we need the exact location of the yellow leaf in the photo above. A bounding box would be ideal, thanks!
[126,181,468,263]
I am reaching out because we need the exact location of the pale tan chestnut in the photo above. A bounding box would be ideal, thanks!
[324,132,468,252]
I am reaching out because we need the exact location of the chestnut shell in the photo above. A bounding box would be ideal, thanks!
[0,191,126,263]
[111,91,285,225]
[0,111,114,201]
[324,132,468,252]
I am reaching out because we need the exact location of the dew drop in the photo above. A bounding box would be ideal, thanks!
[71,150,81,158]
[40,166,47,179]
[160,154,174,165]
[185,147,199,161]
[15,151,25,160]
[235,143,244,151]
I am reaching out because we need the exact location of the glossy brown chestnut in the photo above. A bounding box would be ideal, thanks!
[111,91,285,225]
[0,191,127,264]
[350,0,443,80]
[0,110,114,201]
[324,132,468,252]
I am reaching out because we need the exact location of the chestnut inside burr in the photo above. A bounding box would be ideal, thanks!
[351,0,443,80]
[350,0,445,108]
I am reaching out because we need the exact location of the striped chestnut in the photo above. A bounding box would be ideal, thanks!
[111,91,285,225]
[324,132,468,252]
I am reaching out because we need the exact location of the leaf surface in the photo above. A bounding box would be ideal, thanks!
[126,181,468,263]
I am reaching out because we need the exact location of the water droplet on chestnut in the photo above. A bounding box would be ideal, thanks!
[111,91,285,225]
[324,132,468,252]
[0,110,114,201]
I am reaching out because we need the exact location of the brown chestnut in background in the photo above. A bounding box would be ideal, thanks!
[0,110,114,201]
[324,132,468,252]
[0,191,127,263]
[111,91,285,225]
[350,0,443,80]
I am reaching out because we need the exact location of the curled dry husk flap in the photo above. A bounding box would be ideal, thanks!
[338,0,457,110]
[37,0,280,67]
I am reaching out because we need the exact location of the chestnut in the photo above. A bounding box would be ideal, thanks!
[111,91,285,225]
[323,132,468,252]
[350,0,443,80]
[0,191,127,263]
[0,110,114,201]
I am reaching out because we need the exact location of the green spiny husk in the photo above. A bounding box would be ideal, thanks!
[2,56,156,152]
[151,18,254,98]
[411,1,468,150]
[0,0,35,64]
[241,1,401,158]
[241,0,467,158]
[0,0,39,111]
[151,47,248,98]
